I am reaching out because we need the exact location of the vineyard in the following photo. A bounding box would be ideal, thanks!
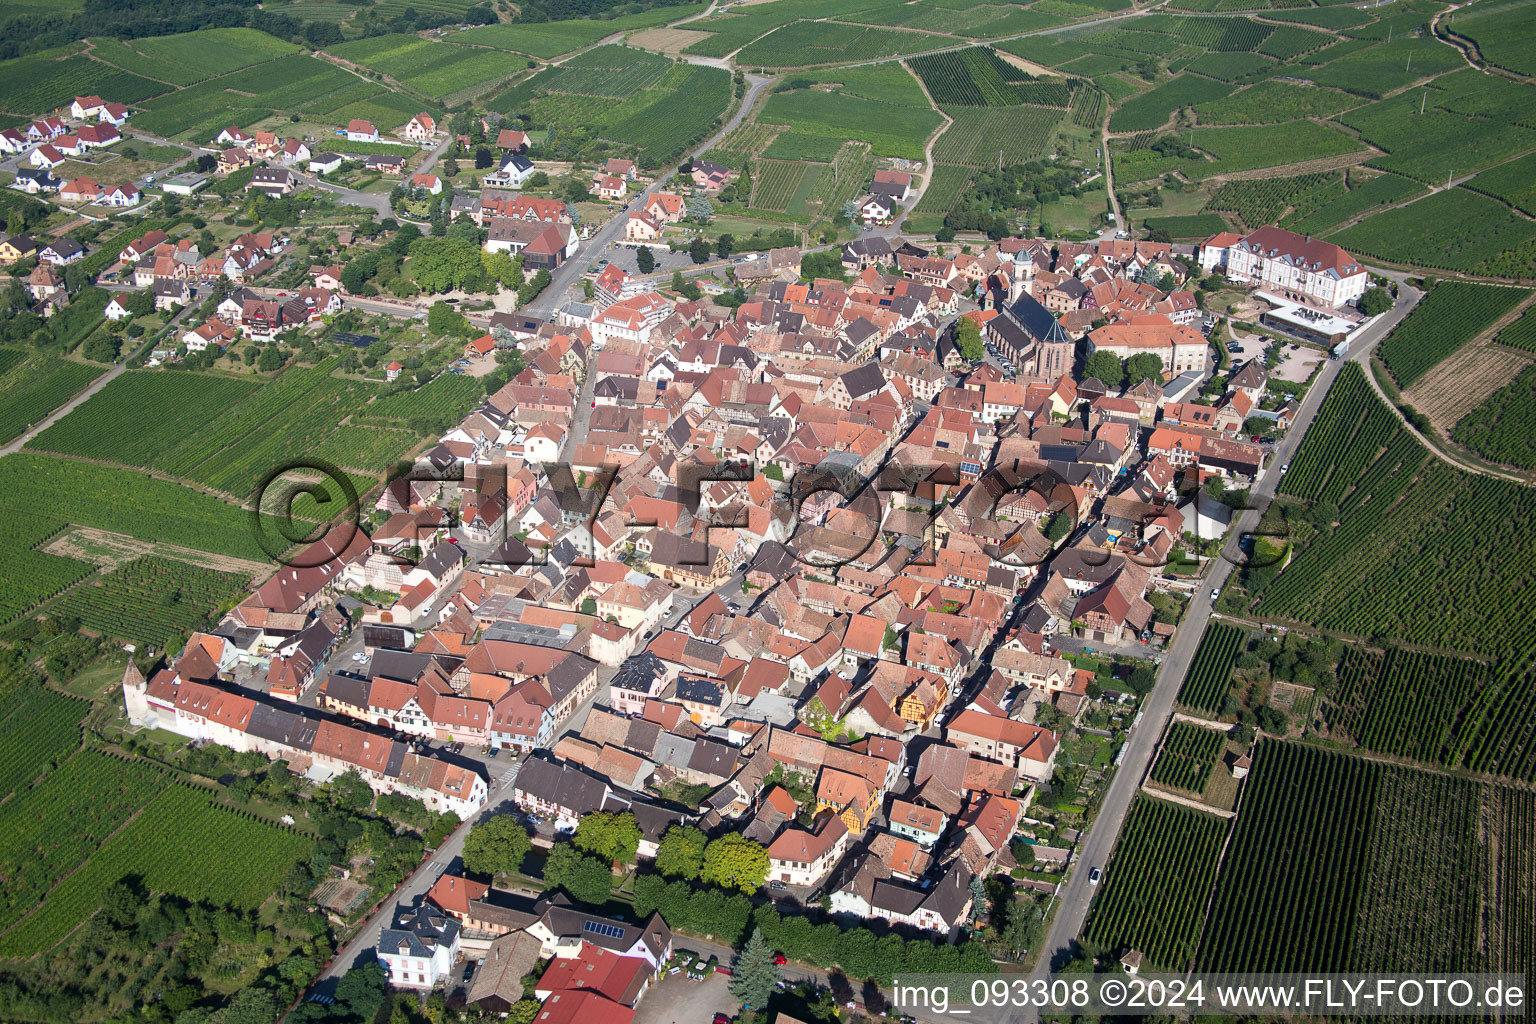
[1467,151,1536,217]
[1281,170,1422,238]
[0,513,92,624]
[1193,80,1353,125]
[359,373,484,428]
[909,47,1077,108]
[601,64,732,169]
[737,21,943,68]
[132,54,368,140]
[1376,282,1528,388]
[0,54,164,117]
[0,783,313,955]
[761,87,941,161]
[87,27,298,86]
[1083,795,1228,970]
[1331,187,1536,276]
[536,45,673,98]
[1109,73,1229,132]
[931,105,1063,167]
[52,557,249,652]
[1192,741,1526,975]
[1142,214,1228,239]
[1451,362,1536,470]
[1495,306,1536,353]
[0,352,106,446]
[1206,172,1343,228]
[1177,621,1244,714]
[1329,646,1491,765]
[750,159,809,212]
[0,685,87,802]
[1197,742,1380,971]
[911,164,974,217]
[0,455,269,562]
[0,752,168,935]
[1150,721,1225,793]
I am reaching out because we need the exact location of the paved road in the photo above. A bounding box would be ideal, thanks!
[1027,280,1423,977]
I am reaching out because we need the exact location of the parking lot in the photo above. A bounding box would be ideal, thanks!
[599,244,695,278]
[633,970,737,1024]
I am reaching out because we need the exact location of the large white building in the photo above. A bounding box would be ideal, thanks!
[1200,226,1368,308]
[378,902,461,989]
[1086,314,1209,376]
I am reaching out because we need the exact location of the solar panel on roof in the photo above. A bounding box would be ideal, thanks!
[583,920,625,939]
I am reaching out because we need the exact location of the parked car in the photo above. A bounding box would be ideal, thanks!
[1088,867,1102,885]
[1281,464,1290,474]
[773,953,787,966]
[1211,588,1221,600]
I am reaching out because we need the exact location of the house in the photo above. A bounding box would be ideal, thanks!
[77,123,121,149]
[411,173,443,195]
[39,237,85,265]
[624,211,663,243]
[869,169,912,201]
[767,812,849,888]
[468,932,545,1013]
[386,361,404,381]
[153,278,191,311]
[71,95,106,119]
[245,168,295,196]
[859,193,894,224]
[104,295,132,321]
[346,119,379,143]
[945,709,1058,784]
[308,152,344,176]
[402,113,437,142]
[279,138,311,164]
[0,129,29,154]
[593,174,626,200]
[217,148,253,175]
[11,168,60,194]
[29,144,63,169]
[366,153,407,175]
[98,183,141,208]
[485,153,536,189]
[646,192,684,224]
[690,160,730,191]
[99,102,130,126]
[377,902,460,989]
[27,117,65,141]
[495,128,529,152]
[0,235,37,264]
[603,158,636,181]
[183,318,237,352]
[216,126,254,147]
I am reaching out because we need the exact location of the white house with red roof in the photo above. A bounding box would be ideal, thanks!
[70,95,106,119]
[346,118,379,143]
[1203,225,1367,308]
[98,182,142,208]
[99,102,130,126]
[386,360,404,381]
[411,173,442,195]
[402,112,437,142]
[29,145,63,169]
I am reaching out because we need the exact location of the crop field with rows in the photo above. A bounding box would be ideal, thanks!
[1151,721,1225,792]
[360,373,484,428]
[461,5,707,59]
[750,159,808,212]
[133,53,366,139]
[1467,152,1536,218]
[910,47,1076,107]
[536,46,673,97]
[0,455,269,562]
[737,21,944,68]
[912,164,974,215]
[1177,621,1244,714]
[0,752,169,936]
[601,64,731,168]
[52,557,249,652]
[1451,363,1536,471]
[1189,121,1366,179]
[1190,741,1530,976]
[329,34,516,100]
[1282,170,1421,235]
[1494,306,1536,353]
[0,783,313,955]
[1376,282,1528,388]
[932,105,1063,167]
[30,372,260,468]
[0,353,106,447]
[0,686,87,804]
[1108,73,1228,132]
[87,28,299,86]
[1206,172,1342,228]
[0,514,92,625]
[1453,0,1536,76]
[0,53,164,116]
[1193,80,1354,125]
[1329,646,1492,765]
[1083,795,1228,969]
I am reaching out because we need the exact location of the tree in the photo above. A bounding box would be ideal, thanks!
[580,596,597,615]
[654,825,708,880]
[1124,351,1164,385]
[715,234,735,260]
[475,147,494,169]
[258,345,285,372]
[409,236,484,293]
[1127,664,1157,696]
[543,844,614,905]
[729,928,782,1010]
[1045,512,1073,543]
[574,811,642,866]
[967,874,989,924]
[701,834,769,892]
[427,300,472,337]
[635,246,655,274]
[1359,287,1392,316]
[953,315,985,361]
[688,238,711,264]
[508,999,542,1024]
[82,333,121,364]
[799,250,847,282]
[462,815,532,877]
[1083,349,1125,390]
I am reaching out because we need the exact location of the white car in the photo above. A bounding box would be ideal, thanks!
[1280,464,1289,474]
[1088,868,1102,885]
[1211,588,1221,600]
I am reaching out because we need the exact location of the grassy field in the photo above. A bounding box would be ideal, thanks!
[87,28,299,86]
[457,5,707,58]
[328,34,520,101]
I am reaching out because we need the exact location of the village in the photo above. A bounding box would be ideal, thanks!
[1,81,1393,1019]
